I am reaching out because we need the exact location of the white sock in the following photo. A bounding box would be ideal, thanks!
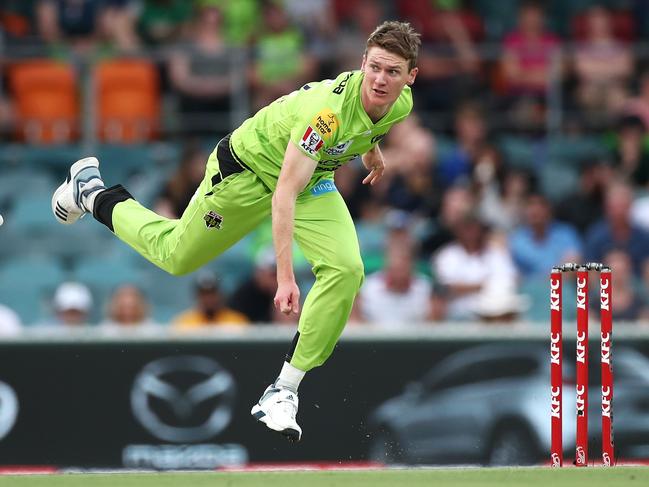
[275,361,306,392]
[82,182,105,213]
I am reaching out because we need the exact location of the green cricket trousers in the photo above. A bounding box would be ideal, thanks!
[92,136,364,371]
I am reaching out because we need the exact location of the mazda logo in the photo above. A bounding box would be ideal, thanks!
[0,381,18,441]
[131,356,235,443]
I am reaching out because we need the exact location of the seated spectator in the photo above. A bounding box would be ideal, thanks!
[432,213,518,321]
[46,281,93,326]
[0,303,22,336]
[509,193,582,277]
[137,0,193,46]
[355,228,436,327]
[0,2,33,46]
[421,184,475,257]
[37,0,139,57]
[500,0,560,126]
[584,180,649,273]
[408,1,480,113]
[622,69,649,130]
[36,0,101,56]
[155,143,209,219]
[100,284,156,328]
[331,0,384,73]
[173,271,249,328]
[471,280,530,324]
[381,115,438,215]
[437,102,488,188]
[99,0,140,53]
[572,6,633,116]
[228,249,277,323]
[611,115,649,187]
[602,249,649,321]
[281,0,337,64]
[555,158,612,235]
[333,161,376,221]
[167,3,233,136]
[249,1,317,110]
[478,166,537,232]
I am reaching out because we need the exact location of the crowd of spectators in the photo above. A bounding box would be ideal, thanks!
[4,0,649,330]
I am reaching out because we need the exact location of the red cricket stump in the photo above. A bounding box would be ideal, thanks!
[550,270,563,467]
[600,269,614,466]
[575,269,589,467]
[551,263,613,468]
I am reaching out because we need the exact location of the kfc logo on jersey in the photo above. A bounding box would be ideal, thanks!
[300,126,324,155]
[324,140,352,156]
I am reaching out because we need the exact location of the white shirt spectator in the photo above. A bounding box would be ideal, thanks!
[0,304,22,336]
[434,242,518,320]
[359,271,432,327]
[631,195,649,232]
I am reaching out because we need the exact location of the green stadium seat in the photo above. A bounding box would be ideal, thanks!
[539,163,580,203]
[499,136,537,169]
[521,276,577,324]
[0,255,68,324]
[73,255,145,297]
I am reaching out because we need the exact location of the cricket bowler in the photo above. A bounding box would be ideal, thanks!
[52,20,420,442]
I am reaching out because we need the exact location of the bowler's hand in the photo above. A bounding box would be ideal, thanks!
[274,280,300,315]
[362,148,385,185]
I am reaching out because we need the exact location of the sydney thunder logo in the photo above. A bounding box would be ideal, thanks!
[203,211,223,229]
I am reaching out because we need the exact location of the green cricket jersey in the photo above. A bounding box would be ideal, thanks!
[230,70,413,191]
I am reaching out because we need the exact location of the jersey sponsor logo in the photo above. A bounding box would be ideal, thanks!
[333,72,353,94]
[203,210,223,229]
[311,108,339,141]
[317,154,359,171]
[324,140,352,156]
[310,180,338,196]
[300,126,324,155]
[371,133,387,144]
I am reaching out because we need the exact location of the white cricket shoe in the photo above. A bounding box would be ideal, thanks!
[251,384,302,442]
[52,157,105,224]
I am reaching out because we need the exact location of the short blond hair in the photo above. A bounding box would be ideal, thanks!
[366,21,421,71]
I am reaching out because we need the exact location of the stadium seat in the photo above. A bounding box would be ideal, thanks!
[539,163,580,203]
[547,136,609,167]
[0,255,68,323]
[140,266,195,321]
[8,59,79,144]
[16,145,85,172]
[498,136,538,170]
[205,238,256,295]
[5,193,61,235]
[73,255,146,298]
[95,59,160,143]
[0,167,54,210]
[355,221,387,255]
[0,282,45,325]
[473,0,519,40]
[521,276,577,324]
[0,254,66,288]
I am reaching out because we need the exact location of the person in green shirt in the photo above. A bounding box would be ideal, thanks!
[52,20,420,442]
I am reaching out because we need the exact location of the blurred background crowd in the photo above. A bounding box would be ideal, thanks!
[3,0,649,332]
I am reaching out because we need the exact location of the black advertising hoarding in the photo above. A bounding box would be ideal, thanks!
[0,328,648,468]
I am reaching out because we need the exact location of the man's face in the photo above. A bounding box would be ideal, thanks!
[198,289,221,314]
[360,46,417,115]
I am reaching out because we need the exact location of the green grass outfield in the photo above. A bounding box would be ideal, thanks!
[0,467,648,487]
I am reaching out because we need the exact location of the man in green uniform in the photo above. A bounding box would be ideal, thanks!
[52,21,420,441]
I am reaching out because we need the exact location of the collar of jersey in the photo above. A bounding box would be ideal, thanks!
[353,71,404,131]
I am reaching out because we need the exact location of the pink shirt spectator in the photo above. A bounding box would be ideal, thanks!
[503,31,560,94]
